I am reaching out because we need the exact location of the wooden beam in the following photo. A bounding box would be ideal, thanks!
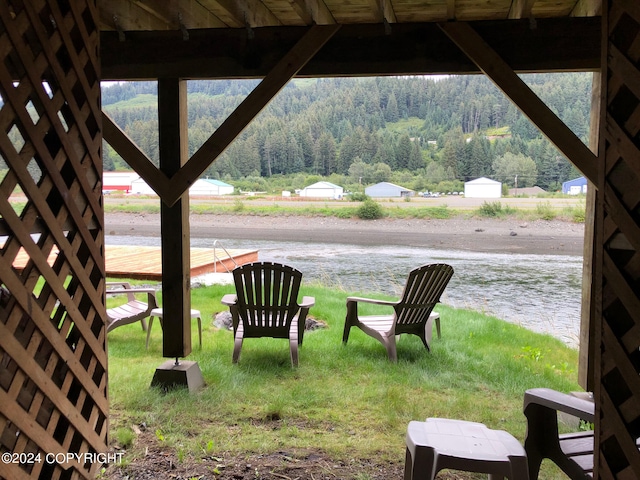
[439,21,599,185]
[304,0,336,24]
[164,24,341,206]
[381,0,397,23]
[101,18,601,80]
[367,0,384,23]
[158,78,191,359]
[508,0,535,19]
[102,112,172,197]
[579,71,602,391]
[572,0,603,16]
[210,0,281,28]
[289,0,315,25]
[447,0,455,20]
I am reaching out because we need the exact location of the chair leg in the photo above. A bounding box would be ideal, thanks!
[384,334,398,362]
[290,332,299,367]
[343,301,358,344]
[232,332,243,364]
[145,316,155,350]
[196,316,202,349]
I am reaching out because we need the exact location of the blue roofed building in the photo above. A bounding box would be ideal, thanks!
[562,176,587,195]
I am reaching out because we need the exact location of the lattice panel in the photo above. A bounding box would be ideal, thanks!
[598,0,640,478]
[0,1,106,479]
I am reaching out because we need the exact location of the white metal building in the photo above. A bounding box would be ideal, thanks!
[299,181,344,199]
[189,179,234,196]
[103,171,139,193]
[365,182,414,198]
[129,177,155,195]
[464,177,502,198]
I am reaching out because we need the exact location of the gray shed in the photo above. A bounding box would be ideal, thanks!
[365,182,414,198]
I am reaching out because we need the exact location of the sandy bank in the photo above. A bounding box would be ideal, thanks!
[105,213,586,257]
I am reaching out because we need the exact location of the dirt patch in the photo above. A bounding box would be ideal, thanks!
[102,430,474,479]
[106,212,585,257]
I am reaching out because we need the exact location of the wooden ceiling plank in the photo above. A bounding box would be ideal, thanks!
[367,0,384,22]
[304,0,337,24]
[439,21,598,185]
[447,0,456,20]
[209,0,281,28]
[198,0,246,27]
[165,24,341,206]
[508,0,535,19]
[289,0,315,24]
[130,0,226,29]
[244,0,283,26]
[195,0,244,27]
[101,112,172,198]
[100,0,171,30]
[572,0,603,16]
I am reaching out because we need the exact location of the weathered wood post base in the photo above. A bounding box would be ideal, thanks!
[151,359,204,393]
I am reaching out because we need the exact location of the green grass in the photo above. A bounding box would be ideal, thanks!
[108,282,582,479]
[100,197,585,223]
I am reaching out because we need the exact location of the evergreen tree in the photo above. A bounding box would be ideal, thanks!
[395,134,412,170]
[314,132,336,176]
[385,92,399,122]
[408,140,424,171]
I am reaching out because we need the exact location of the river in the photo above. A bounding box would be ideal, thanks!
[106,235,584,349]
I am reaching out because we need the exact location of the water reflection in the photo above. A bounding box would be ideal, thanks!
[107,236,583,348]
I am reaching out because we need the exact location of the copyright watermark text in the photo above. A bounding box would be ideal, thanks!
[2,451,124,466]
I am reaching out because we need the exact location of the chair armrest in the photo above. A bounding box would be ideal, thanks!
[346,296,398,307]
[106,288,158,309]
[106,288,157,296]
[299,296,315,308]
[524,388,594,423]
[221,294,237,306]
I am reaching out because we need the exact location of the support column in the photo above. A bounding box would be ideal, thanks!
[152,78,203,391]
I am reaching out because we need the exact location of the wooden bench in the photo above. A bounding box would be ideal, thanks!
[523,388,595,479]
[106,282,158,333]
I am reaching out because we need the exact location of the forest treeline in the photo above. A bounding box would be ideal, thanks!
[102,73,592,194]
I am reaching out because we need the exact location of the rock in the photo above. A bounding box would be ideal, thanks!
[510,231,517,236]
[305,317,327,330]
[475,228,484,232]
[213,311,233,330]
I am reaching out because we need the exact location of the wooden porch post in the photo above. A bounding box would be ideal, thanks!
[158,78,191,359]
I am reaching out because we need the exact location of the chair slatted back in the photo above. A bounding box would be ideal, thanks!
[232,262,303,338]
[395,264,454,328]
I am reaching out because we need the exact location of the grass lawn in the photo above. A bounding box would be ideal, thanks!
[106,282,583,479]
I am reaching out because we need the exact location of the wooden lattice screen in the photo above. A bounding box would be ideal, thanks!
[597,0,640,477]
[0,1,107,479]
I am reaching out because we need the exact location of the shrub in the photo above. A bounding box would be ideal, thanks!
[535,201,556,221]
[357,199,383,220]
[348,192,369,202]
[232,199,245,212]
[478,201,504,217]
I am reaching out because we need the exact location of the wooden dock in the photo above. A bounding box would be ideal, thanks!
[13,245,258,281]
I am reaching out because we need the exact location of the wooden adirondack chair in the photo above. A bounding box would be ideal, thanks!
[524,388,596,479]
[106,282,158,333]
[221,262,315,367]
[342,263,454,361]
